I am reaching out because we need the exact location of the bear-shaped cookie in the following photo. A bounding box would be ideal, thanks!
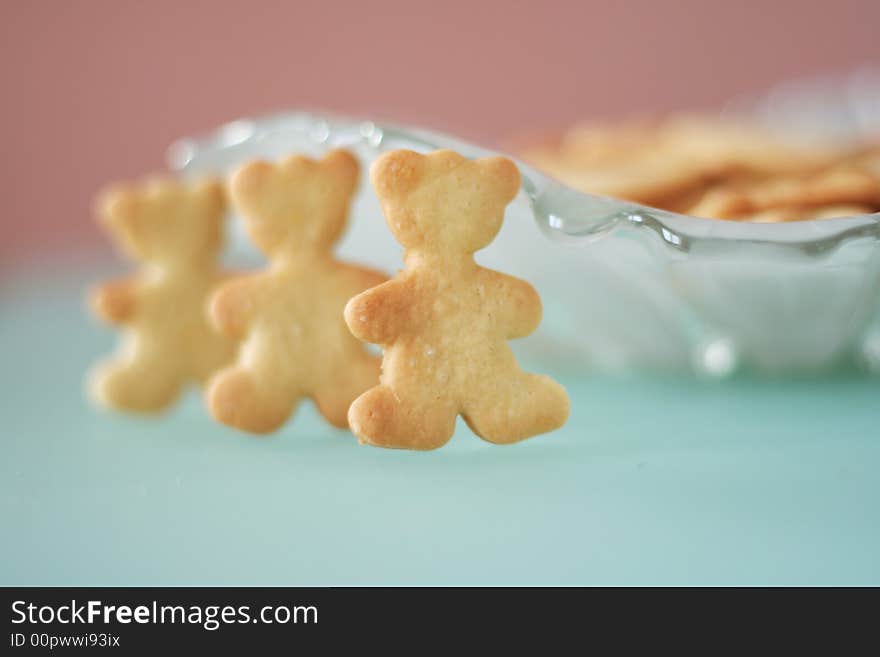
[345,149,570,449]
[89,178,236,412]
[206,149,387,434]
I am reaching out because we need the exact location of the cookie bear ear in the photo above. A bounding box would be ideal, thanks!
[95,184,138,229]
[370,149,426,199]
[142,176,176,198]
[230,160,275,202]
[478,156,521,204]
[321,149,360,196]
[426,149,466,172]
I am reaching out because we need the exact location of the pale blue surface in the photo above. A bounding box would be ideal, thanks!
[1,259,879,585]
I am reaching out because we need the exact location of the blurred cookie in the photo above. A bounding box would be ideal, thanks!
[519,118,718,206]
[515,115,861,221]
[732,204,875,224]
[206,149,387,434]
[687,166,880,219]
[89,178,236,412]
[659,116,839,177]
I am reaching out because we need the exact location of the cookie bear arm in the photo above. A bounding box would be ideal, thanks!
[490,271,542,339]
[209,275,259,339]
[90,277,139,325]
[344,278,411,344]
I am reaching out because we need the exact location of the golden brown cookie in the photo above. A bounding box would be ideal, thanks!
[730,204,875,223]
[516,116,848,213]
[855,145,880,176]
[687,165,880,219]
[518,118,717,207]
[206,149,386,434]
[345,149,570,450]
[659,116,840,177]
[89,178,236,412]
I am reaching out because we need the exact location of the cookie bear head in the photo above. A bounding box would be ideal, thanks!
[97,178,226,266]
[370,150,521,254]
[229,149,359,258]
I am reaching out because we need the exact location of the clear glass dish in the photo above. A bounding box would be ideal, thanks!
[168,91,880,376]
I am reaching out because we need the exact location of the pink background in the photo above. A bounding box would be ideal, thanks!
[2,0,879,266]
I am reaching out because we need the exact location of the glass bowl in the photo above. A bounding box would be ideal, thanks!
[167,104,880,377]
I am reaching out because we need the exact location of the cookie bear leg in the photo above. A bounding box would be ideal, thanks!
[313,356,381,429]
[462,373,570,444]
[348,384,457,450]
[207,367,300,434]
[92,358,181,413]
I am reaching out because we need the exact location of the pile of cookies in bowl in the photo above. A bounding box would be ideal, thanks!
[517,116,880,223]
